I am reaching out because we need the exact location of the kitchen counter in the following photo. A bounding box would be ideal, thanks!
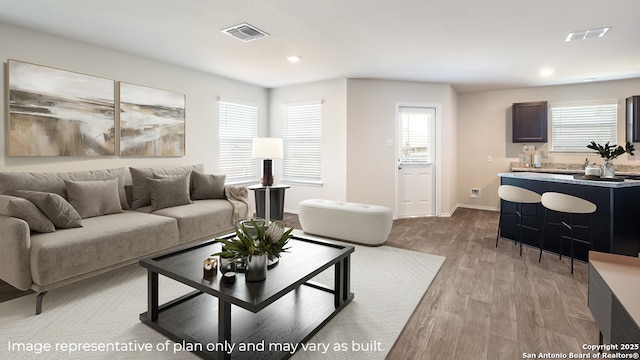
[498,172,640,260]
[499,172,640,188]
[510,162,640,177]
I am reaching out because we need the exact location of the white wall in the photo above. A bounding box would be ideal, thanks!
[457,78,640,210]
[346,79,458,216]
[268,79,348,213]
[0,22,268,179]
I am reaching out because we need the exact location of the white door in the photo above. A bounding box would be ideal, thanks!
[397,106,435,217]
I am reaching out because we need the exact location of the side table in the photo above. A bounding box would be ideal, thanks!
[248,184,290,221]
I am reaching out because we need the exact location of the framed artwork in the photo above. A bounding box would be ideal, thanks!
[7,59,116,156]
[119,82,185,156]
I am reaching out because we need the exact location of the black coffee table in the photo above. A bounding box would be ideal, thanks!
[139,233,354,360]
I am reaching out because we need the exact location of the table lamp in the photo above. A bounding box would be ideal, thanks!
[252,137,283,223]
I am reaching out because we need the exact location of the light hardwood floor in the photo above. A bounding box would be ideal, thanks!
[287,208,599,360]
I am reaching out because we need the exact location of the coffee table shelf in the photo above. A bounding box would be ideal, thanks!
[139,234,354,360]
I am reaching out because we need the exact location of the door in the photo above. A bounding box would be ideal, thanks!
[397,106,435,217]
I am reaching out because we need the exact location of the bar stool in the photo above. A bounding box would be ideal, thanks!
[496,185,542,256]
[539,192,597,274]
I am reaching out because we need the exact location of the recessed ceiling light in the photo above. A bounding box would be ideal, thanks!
[539,68,554,77]
[286,55,301,63]
[566,27,610,42]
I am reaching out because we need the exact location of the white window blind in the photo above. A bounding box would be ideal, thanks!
[219,99,257,182]
[551,102,618,152]
[399,107,432,163]
[282,101,322,185]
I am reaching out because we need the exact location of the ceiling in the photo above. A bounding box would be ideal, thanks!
[1,0,639,93]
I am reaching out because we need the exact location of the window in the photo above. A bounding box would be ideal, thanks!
[218,99,257,182]
[282,101,322,185]
[551,102,618,152]
[399,106,434,163]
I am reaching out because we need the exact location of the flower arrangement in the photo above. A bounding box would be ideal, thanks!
[213,219,293,261]
[586,141,635,161]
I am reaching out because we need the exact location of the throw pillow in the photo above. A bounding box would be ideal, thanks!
[146,173,192,212]
[64,178,124,218]
[129,164,203,209]
[0,194,55,233]
[191,171,226,200]
[3,190,82,228]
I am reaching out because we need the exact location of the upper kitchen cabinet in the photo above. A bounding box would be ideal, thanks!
[626,96,640,143]
[512,101,548,143]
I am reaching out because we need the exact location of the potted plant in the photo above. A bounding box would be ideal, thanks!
[213,219,292,281]
[586,141,635,177]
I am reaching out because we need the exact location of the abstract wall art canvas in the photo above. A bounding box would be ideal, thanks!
[119,82,185,156]
[7,59,116,156]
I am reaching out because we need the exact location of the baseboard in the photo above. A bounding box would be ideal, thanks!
[457,203,499,212]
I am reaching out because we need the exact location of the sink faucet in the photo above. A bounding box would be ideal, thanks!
[584,158,589,168]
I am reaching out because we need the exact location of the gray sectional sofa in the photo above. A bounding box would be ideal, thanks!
[0,164,249,314]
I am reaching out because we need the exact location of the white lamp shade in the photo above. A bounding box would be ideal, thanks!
[252,138,283,159]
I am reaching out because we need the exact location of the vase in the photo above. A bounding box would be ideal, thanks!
[219,256,236,274]
[245,254,267,282]
[602,160,615,178]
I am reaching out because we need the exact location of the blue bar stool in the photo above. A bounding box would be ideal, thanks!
[539,192,597,274]
[496,185,542,256]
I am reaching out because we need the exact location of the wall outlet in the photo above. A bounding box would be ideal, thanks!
[470,188,481,198]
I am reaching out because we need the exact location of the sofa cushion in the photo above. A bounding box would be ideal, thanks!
[3,190,82,228]
[65,178,124,218]
[191,172,226,200]
[135,200,236,243]
[0,195,55,233]
[147,173,192,212]
[129,164,203,209]
[29,211,179,287]
[0,168,129,210]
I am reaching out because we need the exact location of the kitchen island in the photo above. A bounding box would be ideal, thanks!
[498,172,640,261]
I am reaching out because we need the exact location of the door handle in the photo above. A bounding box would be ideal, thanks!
[398,158,402,170]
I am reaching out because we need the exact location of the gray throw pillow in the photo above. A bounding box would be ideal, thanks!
[147,173,192,212]
[0,194,55,233]
[191,171,226,200]
[4,190,82,229]
[64,178,124,218]
[129,164,203,209]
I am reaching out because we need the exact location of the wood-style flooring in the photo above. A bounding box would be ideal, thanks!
[1,208,599,359]
[290,208,598,360]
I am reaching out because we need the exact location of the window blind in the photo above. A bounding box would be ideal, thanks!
[282,101,322,185]
[219,100,258,182]
[551,102,618,152]
[399,107,431,163]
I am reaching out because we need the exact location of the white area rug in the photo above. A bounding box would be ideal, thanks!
[0,235,444,360]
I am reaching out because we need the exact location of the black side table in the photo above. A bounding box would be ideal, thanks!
[248,184,290,221]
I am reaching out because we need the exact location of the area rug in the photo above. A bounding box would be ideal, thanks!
[0,233,445,360]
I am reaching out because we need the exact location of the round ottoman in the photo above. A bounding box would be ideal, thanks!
[298,199,393,246]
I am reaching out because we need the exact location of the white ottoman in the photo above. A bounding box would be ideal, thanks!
[298,199,393,246]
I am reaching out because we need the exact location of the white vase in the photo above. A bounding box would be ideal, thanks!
[602,160,615,178]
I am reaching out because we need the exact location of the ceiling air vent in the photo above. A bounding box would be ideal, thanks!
[565,27,610,42]
[222,23,269,42]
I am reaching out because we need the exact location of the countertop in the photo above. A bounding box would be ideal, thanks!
[498,172,640,188]
[511,162,640,176]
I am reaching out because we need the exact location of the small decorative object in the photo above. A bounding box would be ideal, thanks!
[586,141,635,178]
[584,164,602,177]
[213,219,293,282]
[203,257,218,280]
[222,271,236,284]
[219,253,237,274]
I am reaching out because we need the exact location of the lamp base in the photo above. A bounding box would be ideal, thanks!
[261,159,274,186]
